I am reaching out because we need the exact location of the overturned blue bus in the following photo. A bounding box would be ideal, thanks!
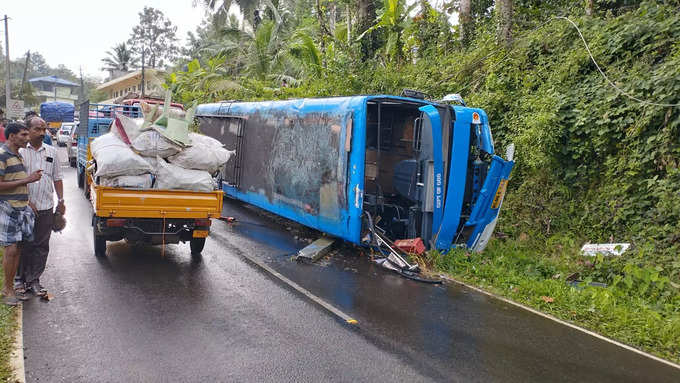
[195,94,514,252]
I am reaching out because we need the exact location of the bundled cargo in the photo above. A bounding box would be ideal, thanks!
[100,174,153,189]
[89,93,234,192]
[132,130,183,158]
[168,133,235,174]
[155,157,215,192]
[40,101,75,123]
[90,133,153,177]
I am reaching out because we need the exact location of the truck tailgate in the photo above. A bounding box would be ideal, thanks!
[93,186,223,219]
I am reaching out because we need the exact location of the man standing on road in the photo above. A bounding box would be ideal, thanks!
[0,123,42,306]
[16,117,64,298]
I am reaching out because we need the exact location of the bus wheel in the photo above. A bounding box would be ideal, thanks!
[190,238,206,255]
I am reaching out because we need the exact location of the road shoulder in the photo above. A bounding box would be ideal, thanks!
[9,306,25,383]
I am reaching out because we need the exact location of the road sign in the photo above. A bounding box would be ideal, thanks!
[7,99,24,120]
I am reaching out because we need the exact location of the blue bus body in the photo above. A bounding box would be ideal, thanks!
[196,95,514,252]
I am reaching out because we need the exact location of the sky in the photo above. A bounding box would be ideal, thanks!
[1,0,208,80]
[1,0,457,82]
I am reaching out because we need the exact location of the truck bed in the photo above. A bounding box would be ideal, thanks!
[92,185,223,219]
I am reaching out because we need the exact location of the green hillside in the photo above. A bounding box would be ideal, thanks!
[169,1,680,361]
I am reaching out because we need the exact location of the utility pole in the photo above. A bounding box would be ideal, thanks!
[140,48,145,98]
[79,66,84,102]
[19,50,29,98]
[4,15,10,112]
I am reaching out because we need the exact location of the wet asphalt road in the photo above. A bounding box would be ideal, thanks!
[21,149,680,382]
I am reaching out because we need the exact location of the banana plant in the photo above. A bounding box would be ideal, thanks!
[357,0,416,62]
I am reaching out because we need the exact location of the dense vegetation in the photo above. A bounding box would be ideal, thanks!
[173,0,680,361]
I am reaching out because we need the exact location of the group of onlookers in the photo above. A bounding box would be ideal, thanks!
[0,107,65,306]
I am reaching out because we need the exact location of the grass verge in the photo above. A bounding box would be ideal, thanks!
[422,238,680,364]
[0,248,20,381]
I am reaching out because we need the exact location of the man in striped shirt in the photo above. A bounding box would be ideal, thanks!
[0,123,42,306]
[17,117,64,297]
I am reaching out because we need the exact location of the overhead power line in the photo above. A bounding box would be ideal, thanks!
[556,16,680,108]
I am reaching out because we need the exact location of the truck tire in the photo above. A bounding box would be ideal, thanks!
[93,229,107,257]
[190,238,206,255]
[84,178,91,200]
[77,167,84,189]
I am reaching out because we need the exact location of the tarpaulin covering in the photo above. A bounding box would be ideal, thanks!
[40,102,75,122]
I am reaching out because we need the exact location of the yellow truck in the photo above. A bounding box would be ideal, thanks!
[79,102,223,257]
[90,182,223,257]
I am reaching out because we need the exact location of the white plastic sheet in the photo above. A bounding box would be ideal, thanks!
[91,133,153,177]
[154,156,215,192]
[100,174,153,189]
[168,133,235,173]
[132,130,182,158]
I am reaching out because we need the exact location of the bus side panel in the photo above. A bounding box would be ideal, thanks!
[200,97,366,242]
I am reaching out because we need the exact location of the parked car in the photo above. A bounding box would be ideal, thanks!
[57,123,76,147]
[67,123,79,167]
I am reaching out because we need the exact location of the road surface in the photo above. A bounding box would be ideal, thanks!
[20,151,680,382]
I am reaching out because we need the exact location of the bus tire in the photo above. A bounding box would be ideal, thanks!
[190,238,206,255]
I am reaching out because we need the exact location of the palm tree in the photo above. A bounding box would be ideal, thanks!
[101,43,138,75]
[199,0,262,31]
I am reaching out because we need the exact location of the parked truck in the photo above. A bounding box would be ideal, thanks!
[77,101,223,257]
[40,101,75,137]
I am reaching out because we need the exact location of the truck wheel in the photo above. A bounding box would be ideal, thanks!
[190,238,206,255]
[77,167,84,189]
[93,230,107,257]
[84,178,91,199]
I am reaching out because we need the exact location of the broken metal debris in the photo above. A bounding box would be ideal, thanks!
[364,212,441,284]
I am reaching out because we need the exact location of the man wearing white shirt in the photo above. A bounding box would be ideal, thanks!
[17,117,65,296]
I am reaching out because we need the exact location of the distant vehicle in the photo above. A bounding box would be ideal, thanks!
[121,98,185,111]
[40,101,75,139]
[67,123,79,167]
[57,123,76,146]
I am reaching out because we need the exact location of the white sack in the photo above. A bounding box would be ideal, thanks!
[91,133,153,177]
[100,174,153,189]
[132,130,182,158]
[155,157,215,192]
[111,114,144,143]
[187,133,223,148]
[168,133,235,173]
[142,156,160,172]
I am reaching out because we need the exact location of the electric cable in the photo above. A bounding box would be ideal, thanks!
[554,16,680,107]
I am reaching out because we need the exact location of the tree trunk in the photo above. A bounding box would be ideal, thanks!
[329,1,336,35]
[356,0,377,59]
[459,0,472,47]
[346,4,352,42]
[585,0,594,16]
[316,0,329,61]
[497,0,513,45]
